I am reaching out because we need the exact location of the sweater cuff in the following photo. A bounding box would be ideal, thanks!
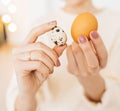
[81,75,120,110]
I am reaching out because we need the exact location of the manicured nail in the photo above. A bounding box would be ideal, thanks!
[56,60,61,67]
[79,36,86,43]
[91,31,99,39]
[48,20,57,25]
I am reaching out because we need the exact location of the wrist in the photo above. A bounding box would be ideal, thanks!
[18,92,36,100]
[18,87,38,97]
[78,74,106,102]
[15,93,37,111]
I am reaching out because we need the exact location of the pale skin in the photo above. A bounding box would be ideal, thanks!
[14,0,108,111]
[14,21,67,111]
[66,32,107,102]
[64,0,107,101]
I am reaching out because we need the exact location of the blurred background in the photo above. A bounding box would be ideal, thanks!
[0,0,120,110]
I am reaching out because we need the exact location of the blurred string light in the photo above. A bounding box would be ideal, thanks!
[1,0,17,32]
[8,22,17,32]
[1,14,12,23]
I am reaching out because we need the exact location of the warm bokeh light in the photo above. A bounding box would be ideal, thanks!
[1,0,11,5]
[8,4,17,13]
[8,22,17,32]
[1,14,12,23]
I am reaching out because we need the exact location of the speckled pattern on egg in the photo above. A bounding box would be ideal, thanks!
[48,26,67,46]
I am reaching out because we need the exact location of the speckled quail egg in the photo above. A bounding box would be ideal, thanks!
[48,26,67,46]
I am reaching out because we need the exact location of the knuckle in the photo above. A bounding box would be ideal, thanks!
[50,63,54,69]
[100,61,107,68]
[35,42,46,49]
[36,62,42,68]
[31,50,44,60]
[87,63,99,72]
[47,63,54,74]
[37,63,50,74]
[102,53,108,60]
[50,69,54,74]
[39,51,45,59]
[83,46,91,52]
[52,50,58,58]
[100,64,106,68]
[73,46,80,55]
[51,60,55,66]
[41,73,48,79]
[34,42,41,48]
[44,68,50,74]
[87,69,93,74]
[51,53,58,63]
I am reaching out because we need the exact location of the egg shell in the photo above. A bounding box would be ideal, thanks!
[71,12,98,43]
[48,26,67,46]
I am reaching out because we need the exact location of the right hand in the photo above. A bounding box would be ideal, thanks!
[13,21,66,96]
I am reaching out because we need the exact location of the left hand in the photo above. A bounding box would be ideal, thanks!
[66,31,108,102]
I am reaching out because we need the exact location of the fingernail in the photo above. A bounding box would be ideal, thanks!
[91,31,99,39]
[79,36,86,43]
[48,20,57,25]
[56,60,61,67]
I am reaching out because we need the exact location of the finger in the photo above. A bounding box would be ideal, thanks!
[30,50,54,73]
[71,42,87,76]
[16,60,50,75]
[78,36,99,69]
[53,44,67,57]
[14,42,59,66]
[90,31,108,68]
[16,50,55,72]
[14,51,31,61]
[24,20,57,44]
[35,71,48,83]
[66,45,79,75]
[36,68,49,80]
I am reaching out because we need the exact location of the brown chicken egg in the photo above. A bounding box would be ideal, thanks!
[71,12,98,43]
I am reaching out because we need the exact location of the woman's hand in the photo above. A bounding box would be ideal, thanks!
[66,31,108,102]
[13,21,66,96]
[14,21,66,111]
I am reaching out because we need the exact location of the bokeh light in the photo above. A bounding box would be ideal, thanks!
[8,22,17,32]
[2,14,12,23]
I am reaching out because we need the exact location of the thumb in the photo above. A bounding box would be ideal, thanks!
[53,44,67,57]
